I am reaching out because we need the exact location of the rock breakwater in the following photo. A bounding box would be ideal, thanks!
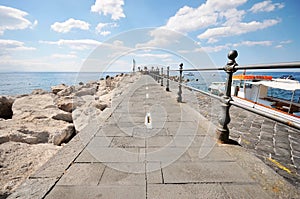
[0,73,130,196]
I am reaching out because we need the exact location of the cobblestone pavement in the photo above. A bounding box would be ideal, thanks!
[196,93,300,187]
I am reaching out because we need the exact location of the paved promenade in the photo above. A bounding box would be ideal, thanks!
[10,75,299,198]
[197,92,300,187]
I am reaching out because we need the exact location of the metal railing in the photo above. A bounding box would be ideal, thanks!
[148,50,300,143]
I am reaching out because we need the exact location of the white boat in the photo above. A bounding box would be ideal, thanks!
[230,74,300,124]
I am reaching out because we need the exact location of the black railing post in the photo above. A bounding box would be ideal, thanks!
[166,66,170,91]
[156,67,159,83]
[216,50,238,143]
[161,67,164,86]
[177,63,183,103]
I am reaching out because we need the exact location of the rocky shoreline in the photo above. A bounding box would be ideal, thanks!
[0,73,131,196]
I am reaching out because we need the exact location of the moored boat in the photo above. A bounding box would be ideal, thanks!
[209,74,300,124]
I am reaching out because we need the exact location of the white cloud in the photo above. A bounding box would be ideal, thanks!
[205,0,247,11]
[164,5,218,33]
[91,0,125,20]
[233,40,273,47]
[51,54,77,59]
[250,0,284,13]
[0,6,36,35]
[112,40,124,46]
[201,40,273,53]
[220,8,246,26]
[200,44,230,53]
[0,39,36,55]
[31,20,38,29]
[280,40,292,44]
[134,53,171,59]
[51,18,90,33]
[95,22,117,36]
[95,23,108,32]
[137,0,281,48]
[164,0,247,33]
[0,56,82,72]
[39,39,101,50]
[198,19,280,40]
[100,31,111,36]
[135,28,183,48]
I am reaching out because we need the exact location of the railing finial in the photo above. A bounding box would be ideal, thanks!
[228,50,238,61]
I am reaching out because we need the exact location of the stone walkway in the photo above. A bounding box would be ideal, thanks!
[9,75,299,198]
[197,93,300,187]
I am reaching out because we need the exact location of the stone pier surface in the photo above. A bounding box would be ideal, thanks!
[9,75,299,199]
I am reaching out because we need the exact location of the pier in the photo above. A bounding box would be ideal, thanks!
[9,74,299,199]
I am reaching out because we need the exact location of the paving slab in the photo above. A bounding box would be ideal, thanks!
[96,124,133,137]
[147,184,226,199]
[57,163,105,186]
[110,136,146,148]
[222,184,272,199]
[99,166,146,186]
[162,161,255,183]
[45,185,146,199]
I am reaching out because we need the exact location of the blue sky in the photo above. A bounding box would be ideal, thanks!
[0,0,299,72]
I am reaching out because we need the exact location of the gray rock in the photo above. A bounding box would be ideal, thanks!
[0,119,75,145]
[94,102,108,111]
[51,84,68,94]
[75,88,97,97]
[55,97,76,113]
[51,124,75,145]
[0,96,14,119]
[57,86,75,96]
[52,112,73,123]
[31,89,48,95]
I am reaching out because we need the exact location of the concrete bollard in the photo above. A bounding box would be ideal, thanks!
[216,50,238,143]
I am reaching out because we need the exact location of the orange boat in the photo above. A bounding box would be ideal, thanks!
[232,75,272,81]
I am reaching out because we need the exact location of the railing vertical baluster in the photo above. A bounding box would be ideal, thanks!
[216,50,238,143]
[156,67,159,83]
[161,67,163,86]
[166,66,170,91]
[177,63,183,103]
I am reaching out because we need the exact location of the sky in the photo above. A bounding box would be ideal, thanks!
[0,0,299,72]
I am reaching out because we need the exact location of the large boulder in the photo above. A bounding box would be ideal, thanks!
[12,94,54,120]
[12,94,71,121]
[57,86,75,96]
[0,96,14,119]
[0,142,60,195]
[31,89,48,95]
[75,87,97,97]
[52,112,73,123]
[51,84,68,94]
[0,119,75,145]
[55,97,75,113]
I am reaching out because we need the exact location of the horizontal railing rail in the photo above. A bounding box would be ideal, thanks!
[170,62,300,72]
[147,50,300,143]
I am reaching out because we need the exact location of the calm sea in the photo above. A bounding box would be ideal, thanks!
[1,72,300,103]
[0,72,124,96]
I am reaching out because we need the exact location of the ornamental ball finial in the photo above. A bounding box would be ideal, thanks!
[227,50,238,61]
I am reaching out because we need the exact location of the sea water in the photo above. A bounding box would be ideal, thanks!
[0,72,123,96]
[1,71,300,103]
